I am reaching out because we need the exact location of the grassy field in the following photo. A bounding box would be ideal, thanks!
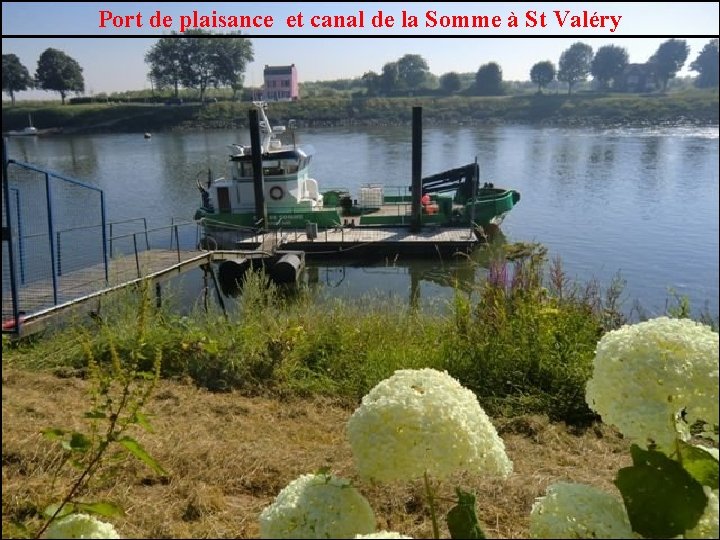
[3,89,718,133]
[1,367,630,539]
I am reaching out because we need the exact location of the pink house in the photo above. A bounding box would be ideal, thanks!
[263,64,299,101]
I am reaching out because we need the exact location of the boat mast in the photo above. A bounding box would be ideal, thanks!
[252,101,273,153]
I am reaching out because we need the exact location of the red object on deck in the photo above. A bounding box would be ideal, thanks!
[2,315,26,331]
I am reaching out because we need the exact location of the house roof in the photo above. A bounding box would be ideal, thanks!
[264,65,296,75]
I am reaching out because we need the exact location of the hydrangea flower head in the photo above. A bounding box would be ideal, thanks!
[259,473,376,539]
[44,513,120,539]
[354,532,413,539]
[347,368,512,482]
[529,482,633,539]
[585,317,719,450]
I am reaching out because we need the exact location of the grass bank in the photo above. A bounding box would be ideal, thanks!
[3,89,718,133]
[4,248,627,425]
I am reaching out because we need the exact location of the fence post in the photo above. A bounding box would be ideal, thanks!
[109,222,114,257]
[56,231,62,276]
[100,192,108,283]
[2,140,21,333]
[143,217,149,250]
[45,172,58,305]
[133,233,141,278]
[174,225,180,263]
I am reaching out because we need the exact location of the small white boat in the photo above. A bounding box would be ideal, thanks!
[6,114,38,137]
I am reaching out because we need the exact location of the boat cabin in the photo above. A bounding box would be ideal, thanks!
[206,146,323,214]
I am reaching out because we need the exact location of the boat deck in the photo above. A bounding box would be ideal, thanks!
[236,226,478,257]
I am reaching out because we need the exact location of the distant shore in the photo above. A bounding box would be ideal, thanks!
[3,91,718,135]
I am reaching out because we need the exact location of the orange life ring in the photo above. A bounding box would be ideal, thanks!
[269,186,284,200]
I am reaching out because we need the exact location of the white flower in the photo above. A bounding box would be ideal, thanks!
[44,513,120,539]
[354,532,412,539]
[259,473,376,539]
[585,317,719,450]
[346,368,512,482]
[685,487,719,539]
[529,482,633,539]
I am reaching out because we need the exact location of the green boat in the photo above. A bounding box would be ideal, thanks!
[194,102,520,249]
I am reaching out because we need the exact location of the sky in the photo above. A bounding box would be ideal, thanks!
[2,2,719,99]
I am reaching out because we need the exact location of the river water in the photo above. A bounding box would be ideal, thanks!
[7,122,719,318]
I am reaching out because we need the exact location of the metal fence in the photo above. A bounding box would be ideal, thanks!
[2,142,201,335]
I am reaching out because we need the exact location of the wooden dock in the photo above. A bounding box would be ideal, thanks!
[235,227,479,258]
[3,249,275,337]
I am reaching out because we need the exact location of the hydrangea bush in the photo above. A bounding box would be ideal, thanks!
[532,317,719,539]
[260,369,512,539]
[259,473,376,539]
[44,513,120,539]
[346,368,512,482]
[585,317,719,450]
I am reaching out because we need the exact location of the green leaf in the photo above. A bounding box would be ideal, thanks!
[84,410,107,419]
[41,428,65,441]
[43,502,75,519]
[447,488,486,539]
[615,444,708,538]
[68,432,92,453]
[117,435,168,476]
[677,440,719,490]
[74,501,124,518]
[131,411,154,432]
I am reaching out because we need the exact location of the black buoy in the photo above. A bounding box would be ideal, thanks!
[218,259,250,296]
[270,253,302,285]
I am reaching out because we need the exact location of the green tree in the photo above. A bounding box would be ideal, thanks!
[35,48,84,104]
[207,34,254,98]
[439,72,461,95]
[591,45,628,90]
[690,38,719,88]
[362,71,381,97]
[557,42,593,95]
[530,61,555,93]
[145,34,186,98]
[396,54,429,92]
[650,39,689,91]
[475,62,503,96]
[380,62,399,95]
[2,53,32,105]
[145,31,253,102]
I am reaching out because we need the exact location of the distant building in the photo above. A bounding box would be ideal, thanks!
[263,64,299,101]
[615,63,657,93]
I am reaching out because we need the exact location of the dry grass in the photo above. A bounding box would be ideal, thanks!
[1,368,631,539]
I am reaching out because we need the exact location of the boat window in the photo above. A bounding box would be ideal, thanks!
[239,162,253,177]
[262,159,284,176]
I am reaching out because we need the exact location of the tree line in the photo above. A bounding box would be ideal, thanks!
[2,32,253,106]
[359,38,718,98]
[2,38,717,104]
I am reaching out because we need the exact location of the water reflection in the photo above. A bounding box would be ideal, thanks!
[6,123,718,316]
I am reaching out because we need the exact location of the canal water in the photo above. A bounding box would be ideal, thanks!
[7,122,719,318]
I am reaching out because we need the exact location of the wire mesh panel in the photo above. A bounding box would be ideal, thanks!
[2,159,106,334]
